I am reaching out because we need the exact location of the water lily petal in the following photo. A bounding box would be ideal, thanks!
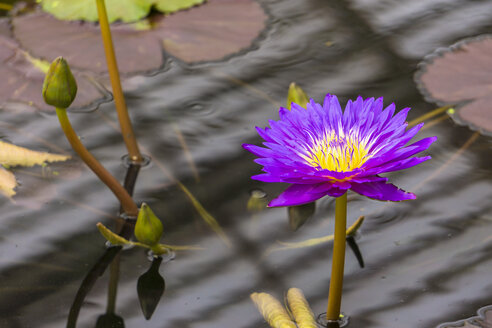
[351,181,416,201]
[268,184,327,207]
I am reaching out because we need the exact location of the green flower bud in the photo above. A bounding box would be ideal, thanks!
[287,82,309,110]
[42,56,77,108]
[135,203,164,246]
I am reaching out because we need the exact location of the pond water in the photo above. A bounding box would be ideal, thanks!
[1,0,492,327]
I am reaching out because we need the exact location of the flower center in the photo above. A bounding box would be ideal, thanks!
[300,130,370,172]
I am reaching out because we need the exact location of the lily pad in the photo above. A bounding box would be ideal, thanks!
[13,0,267,72]
[154,0,267,63]
[154,0,205,14]
[11,12,163,75]
[40,0,205,23]
[473,306,492,328]
[437,305,492,328]
[415,35,492,136]
[7,0,266,110]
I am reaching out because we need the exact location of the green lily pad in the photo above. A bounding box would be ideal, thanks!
[39,0,206,23]
[154,0,205,14]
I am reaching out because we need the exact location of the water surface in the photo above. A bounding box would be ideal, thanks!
[1,0,491,327]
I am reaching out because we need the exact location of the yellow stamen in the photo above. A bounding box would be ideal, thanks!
[299,130,370,172]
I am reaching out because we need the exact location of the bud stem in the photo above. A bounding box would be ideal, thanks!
[95,0,142,163]
[55,107,138,216]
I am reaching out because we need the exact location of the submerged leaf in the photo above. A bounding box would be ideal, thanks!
[250,292,297,328]
[286,288,316,328]
[288,202,315,231]
[0,140,70,167]
[0,167,16,197]
[416,35,492,135]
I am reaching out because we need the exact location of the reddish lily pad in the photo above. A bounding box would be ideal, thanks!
[415,35,492,136]
[5,0,266,111]
[436,305,492,328]
[13,0,267,71]
[154,0,267,63]
[12,12,163,74]
[0,24,110,112]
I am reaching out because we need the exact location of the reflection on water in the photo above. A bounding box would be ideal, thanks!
[0,0,492,327]
[317,312,350,328]
[137,257,165,320]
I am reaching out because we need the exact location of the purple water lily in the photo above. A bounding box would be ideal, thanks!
[243,94,436,207]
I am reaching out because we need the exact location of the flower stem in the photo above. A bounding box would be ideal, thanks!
[55,107,138,216]
[326,192,348,321]
[95,0,142,163]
